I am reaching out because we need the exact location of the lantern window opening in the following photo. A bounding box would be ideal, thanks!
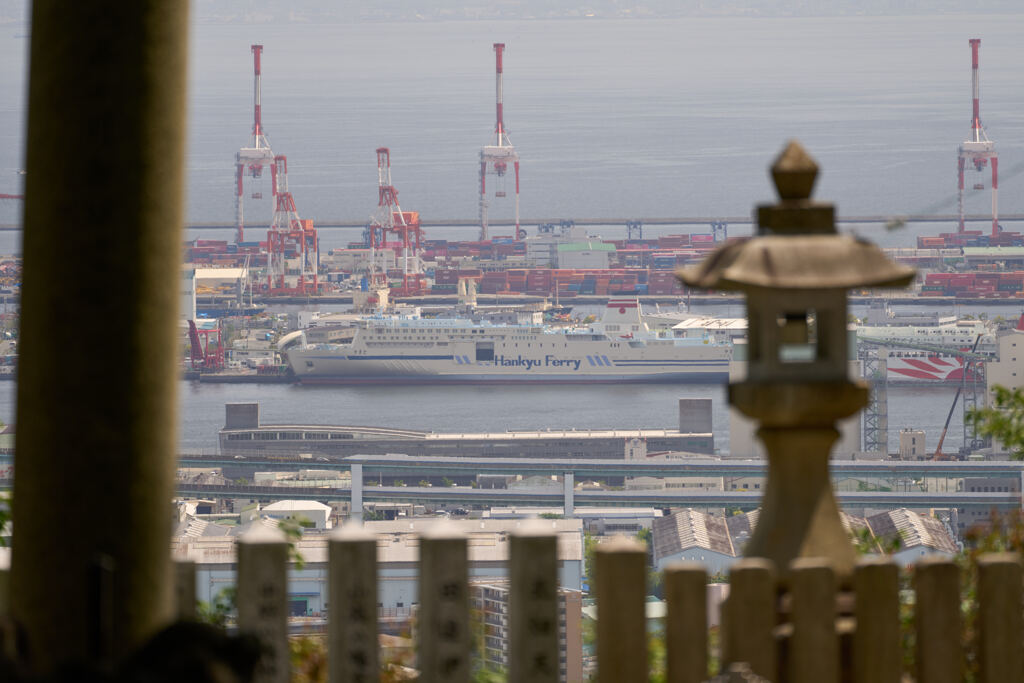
[777,309,817,364]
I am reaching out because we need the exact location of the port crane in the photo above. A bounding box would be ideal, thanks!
[479,43,521,242]
[957,39,999,237]
[857,335,990,458]
[187,320,225,371]
[234,44,277,244]
[368,148,425,296]
[265,155,319,296]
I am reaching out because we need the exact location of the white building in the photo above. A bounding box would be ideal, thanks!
[899,429,927,460]
[322,248,397,275]
[485,507,662,536]
[181,267,196,322]
[987,315,1023,393]
[525,223,590,267]
[981,316,1024,456]
[556,241,614,270]
[261,500,333,530]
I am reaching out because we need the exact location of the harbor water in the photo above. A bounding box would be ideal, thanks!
[0,377,969,456]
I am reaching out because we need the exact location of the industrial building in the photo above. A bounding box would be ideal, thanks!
[651,507,956,576]
[218,401,715,463]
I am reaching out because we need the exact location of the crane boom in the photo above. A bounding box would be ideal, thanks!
[933,333,984,459]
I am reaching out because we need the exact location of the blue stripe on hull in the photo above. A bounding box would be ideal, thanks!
[297,372,730,386]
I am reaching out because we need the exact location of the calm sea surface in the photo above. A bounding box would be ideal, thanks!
[0,376,972,456]
[0,15,1020,454]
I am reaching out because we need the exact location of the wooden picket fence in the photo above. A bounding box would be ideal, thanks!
[174,526,1024,683]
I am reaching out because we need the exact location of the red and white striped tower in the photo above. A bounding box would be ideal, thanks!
[234,44,276,244]
[479,42,521,242]
[957,38,999,236]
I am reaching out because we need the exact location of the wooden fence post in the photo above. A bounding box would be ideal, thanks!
[237,525,290,683]
[789,558,838,683]
[173,559,197,621]
[328,523,379,683]
[595,535,646,683]
[976,552,1023,683]
[724,558,776,680]
[664,562,707,683]
[0,565,8,617]
[418,522,470,683]
[852,557,900,683]
[914,557,960,683]
[509,522,559,683]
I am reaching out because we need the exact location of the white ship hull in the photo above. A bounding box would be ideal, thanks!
[288,348,730,384]
[286,299,731,385]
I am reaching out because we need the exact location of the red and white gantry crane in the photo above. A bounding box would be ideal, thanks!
[265,155,318,295]
[479,43,521,242]
[235,44,276,244]
[369,148,425,296]
[957,38,999,236]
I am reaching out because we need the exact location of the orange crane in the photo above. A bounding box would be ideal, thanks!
[932,333,984,460]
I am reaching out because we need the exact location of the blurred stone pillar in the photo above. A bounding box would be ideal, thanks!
[10,1,189,672]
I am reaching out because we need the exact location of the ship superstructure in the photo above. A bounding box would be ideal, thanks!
[855,304,997,384]
[285,298,731,384]
[855,316,995,352]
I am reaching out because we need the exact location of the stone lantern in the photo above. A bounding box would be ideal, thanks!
[678,141,914,577]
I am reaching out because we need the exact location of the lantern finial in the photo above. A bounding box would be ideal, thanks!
[771,140,818,201]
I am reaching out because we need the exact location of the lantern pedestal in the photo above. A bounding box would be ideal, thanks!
[731,381,867,579]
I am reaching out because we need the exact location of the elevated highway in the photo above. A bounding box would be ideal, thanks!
[173,452,1024,481]
[168,483,1018,512]
[3,453,1018,512]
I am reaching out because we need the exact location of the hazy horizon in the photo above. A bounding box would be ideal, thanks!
[2,1,1024,25]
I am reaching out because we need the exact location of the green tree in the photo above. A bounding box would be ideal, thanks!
[197,586,237,628]
[0,491,10,548]
[583,532,598,588]
[967,385,1024,459]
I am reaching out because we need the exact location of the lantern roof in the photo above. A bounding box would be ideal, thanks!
[677,141,915,292]
[678,233,914,291]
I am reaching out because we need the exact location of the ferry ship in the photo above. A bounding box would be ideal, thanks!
[854,305,996,352]
[854,304,995,384]
[283,299,731,384]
